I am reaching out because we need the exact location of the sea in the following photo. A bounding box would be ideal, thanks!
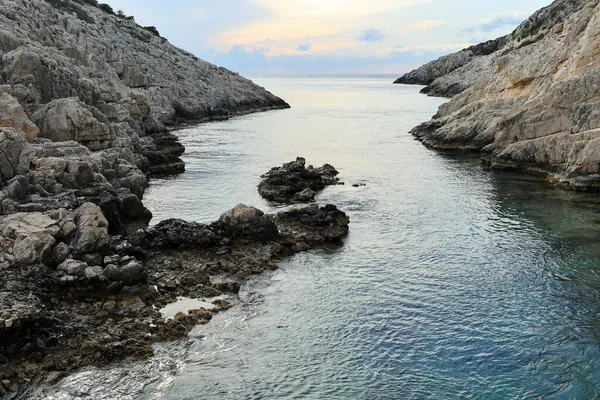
[28,75,600,399]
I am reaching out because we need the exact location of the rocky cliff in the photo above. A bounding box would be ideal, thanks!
[393,37,507,95]
[0,0,289,232]
[0,1,350,393]
[403,0,600,191]
[394,0,587,97]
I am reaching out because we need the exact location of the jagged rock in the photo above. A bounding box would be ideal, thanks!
[218,204,277,238]
[13,231,55,265]
[0,128,33,182]
[79,252,102,266]
[71,202,108,254]
[33,98,114,150]
[0,92,38,142]
[127,218,219,250]
[116,260,146,284]
[102,259,146,284]
[395,0,587,97]
[84,265,103,280]
[407,0,600,190]
[294,188,317,202]
[258,157,340,202]
[57,259,87,277]
[0,211,60,239]
[274,204,350,243]
[52,242,70,263]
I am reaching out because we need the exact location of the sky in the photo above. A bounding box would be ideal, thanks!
[102,0,553,76]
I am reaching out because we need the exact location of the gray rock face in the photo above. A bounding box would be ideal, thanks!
[13,231,55,265]
[410,0,600,190]
[393,38,506,88]
[0,0,289,232]
[0,92,39,142]
[395,0,588,97]
[0,128,32,182]
[33,98,114,150]
[71,202,108,254]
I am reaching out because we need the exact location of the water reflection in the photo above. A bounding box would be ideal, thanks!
[24,76,600,400]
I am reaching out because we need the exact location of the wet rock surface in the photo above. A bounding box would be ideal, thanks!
[0,202,349,392]
[258,157,341,203]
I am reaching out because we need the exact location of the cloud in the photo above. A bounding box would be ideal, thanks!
[207,42,466,75]
[480,14,526,32]
[460,12,529,36]
[295,44,311,51]
[355,29,388,43]
[404,20,446,31]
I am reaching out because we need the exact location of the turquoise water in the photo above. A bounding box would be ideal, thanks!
[37,76,600,399]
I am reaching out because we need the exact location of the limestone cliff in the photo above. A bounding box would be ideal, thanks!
[405,0,600,191]
[393,37,507,95]
[0,0,289,231]
[395,0,587,97]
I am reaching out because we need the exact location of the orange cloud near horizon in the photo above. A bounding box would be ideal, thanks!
[213,0,437,54]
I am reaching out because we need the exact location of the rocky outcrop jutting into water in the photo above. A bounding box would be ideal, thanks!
[398,0,600,191]
[258,157,341,203]
[0,0,289,233]
[393,37,507,96]
[0,202,348,392]
[0,0,343,394]
[394,0,585,97]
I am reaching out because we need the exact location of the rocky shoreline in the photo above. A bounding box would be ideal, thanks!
[0,0,290,235]
[396,0,600,192]
[0,0,354,396]
[0,199,348,395]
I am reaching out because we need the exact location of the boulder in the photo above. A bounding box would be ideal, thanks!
[294,188,316,202]
[33,98,114,151]
[71,202,109,254]
[218,204,277,238]
[102,260,146,284]
[258,157,340,202]
[0,92,38,142]
[0,128,33,182]
[52,242,70,263]
[13,231,55,265]
[0,211,60,239]
[274,204,350,243]
[57,259,87,277]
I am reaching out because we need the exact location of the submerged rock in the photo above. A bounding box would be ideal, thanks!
[258,157,340,202]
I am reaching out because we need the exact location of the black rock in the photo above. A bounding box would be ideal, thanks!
[258,157,339,203]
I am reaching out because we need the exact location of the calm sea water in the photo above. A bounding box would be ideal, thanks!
[34,75,600,399]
